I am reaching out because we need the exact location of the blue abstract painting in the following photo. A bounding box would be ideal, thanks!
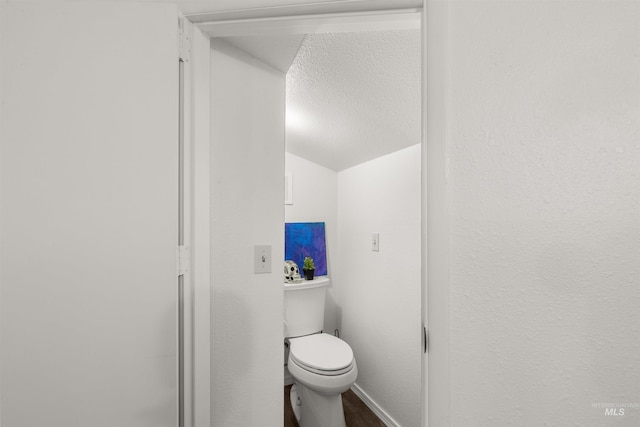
[285,222,327,276]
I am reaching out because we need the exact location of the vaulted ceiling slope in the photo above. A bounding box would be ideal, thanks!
[223,29,421,171]
[285,30,421,171]
[221,34,306,73]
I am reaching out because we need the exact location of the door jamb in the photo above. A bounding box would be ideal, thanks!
[183,2,446,426]
[179,16,212,427]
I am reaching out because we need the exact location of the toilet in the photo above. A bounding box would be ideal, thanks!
[284,276,357,427]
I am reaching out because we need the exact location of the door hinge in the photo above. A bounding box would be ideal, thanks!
[178,24,191,62]
[177,245,190,276]
[423,326,429,354]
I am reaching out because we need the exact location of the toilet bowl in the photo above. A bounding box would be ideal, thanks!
[287,333,358,427]
[284,277,358,427]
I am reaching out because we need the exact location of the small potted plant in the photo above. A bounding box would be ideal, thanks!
[302,256,315,280]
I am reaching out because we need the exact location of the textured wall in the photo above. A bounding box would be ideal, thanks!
[210,40,285,426]
[448,1,640,425]
[337,145,422,427]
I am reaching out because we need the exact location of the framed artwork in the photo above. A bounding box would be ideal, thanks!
[285,222,327,276]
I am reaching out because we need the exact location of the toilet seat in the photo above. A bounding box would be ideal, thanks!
[289,333,354,376]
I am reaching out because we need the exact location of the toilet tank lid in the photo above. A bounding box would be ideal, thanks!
[284,276,330,290]
[289,333,353,372]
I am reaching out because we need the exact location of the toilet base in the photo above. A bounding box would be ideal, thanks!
[290,384,302,421]
[290,382,346,427]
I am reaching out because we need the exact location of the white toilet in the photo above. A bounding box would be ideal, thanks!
[284,276,357,427]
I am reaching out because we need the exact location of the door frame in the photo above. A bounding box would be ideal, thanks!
[178,16,212,427]
[182,1,450,426]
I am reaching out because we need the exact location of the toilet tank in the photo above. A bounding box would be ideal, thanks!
[284,276,330,338]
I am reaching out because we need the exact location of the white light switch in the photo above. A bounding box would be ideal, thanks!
[254,245,272,274]
[372,233,380,252]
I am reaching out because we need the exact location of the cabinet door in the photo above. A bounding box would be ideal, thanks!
[1,3,178,426]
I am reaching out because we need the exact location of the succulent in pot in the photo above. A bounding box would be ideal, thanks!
[302,256,315,280]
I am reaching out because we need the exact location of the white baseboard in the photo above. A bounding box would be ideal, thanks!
[350,383,401,427]
[285,372,400,426]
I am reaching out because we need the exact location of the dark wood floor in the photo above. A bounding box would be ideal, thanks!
[284,384,386,427]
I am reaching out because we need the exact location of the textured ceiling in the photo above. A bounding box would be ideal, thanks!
[223,29,421,171]
[285,30,421,171]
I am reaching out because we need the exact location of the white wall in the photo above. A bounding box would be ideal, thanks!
[1,3,179,426]
[284,152,339,333]
[285,147,422,425]
[337,144,422,427]
[210,40,285,426]
[446,1,640,426]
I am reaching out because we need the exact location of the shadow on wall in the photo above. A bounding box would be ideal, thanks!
[211,290,251,425]
[326,290,342,335]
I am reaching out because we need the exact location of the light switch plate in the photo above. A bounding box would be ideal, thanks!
[372,233,380,252]
[254,245,272,274]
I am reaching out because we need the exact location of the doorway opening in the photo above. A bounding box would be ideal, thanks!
[183,4,437,427]
[280,29,421,427]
